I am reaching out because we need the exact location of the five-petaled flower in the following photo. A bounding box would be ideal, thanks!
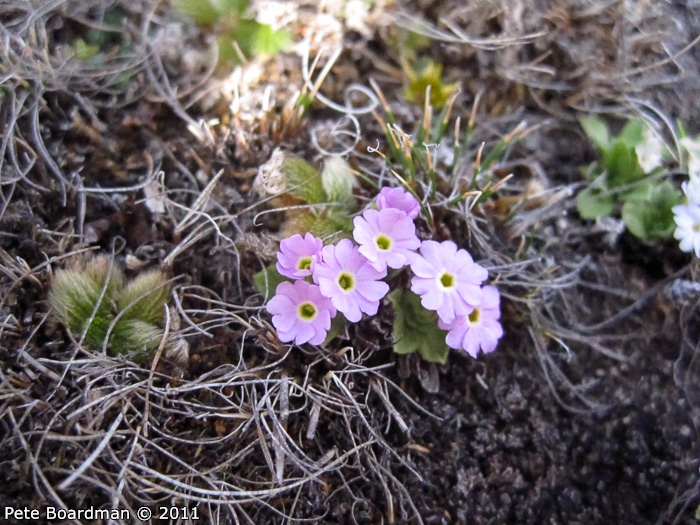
[276,233,323,279]
[313,238,389,322]
[266,280,336,345]
[376,186,421,219]
[353,208,421,272]
[410,240,488,324]
[438,285,503,358]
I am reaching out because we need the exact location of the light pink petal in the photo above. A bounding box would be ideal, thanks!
[420,240,452,266]
[356,294,379,316]
[276,328,295,343]
[357,243,378,263]
[272,313,296,332]
[481,286,501,310]
[356,262,386,281]
[356,280,389,302]
[477,327,499,354]
[444,323,467,349]
[420,288,444,312]
[266,293,295,315]
[484,320,504,341]
[317,309,332,330]
[378,209,412,238]
[456,283,482,308]
[410,276,435,296]
[339,295,362,322]
[294,323,315,345]
[308,326,326,345]
[462,331,481,358]
[362,208,381,230]
[334,238,354,264]
[410,256,438,278]
[385,251,407,269]
[437,295,456,323]
[317,277,339,300]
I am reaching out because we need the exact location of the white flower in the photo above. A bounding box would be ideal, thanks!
[680,137,700,179]
[635,129,664,173]
[673,203,700,256]
[682,176,700,205]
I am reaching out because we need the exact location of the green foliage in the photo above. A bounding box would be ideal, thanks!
[576,186,616,220]
[49,256,170,360]
[388,289,450,364]
[175,0,291,66]
[372,78,529,229]
[278,154,357,240]
[73,38,100,61]
[621,181,681,241]
[253,264,289,300]
[577,116,679,241]
[282,156,326,205]
[403,58,458,110]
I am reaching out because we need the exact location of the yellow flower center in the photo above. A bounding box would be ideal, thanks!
[468,308,481,324]
[298,302,317,320]
[439,272,455,289]
[337,272,355,291]
[375,234,392,251]
[297,256,312,270]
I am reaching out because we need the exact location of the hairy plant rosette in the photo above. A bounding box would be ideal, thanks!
[376,186,421,219]
[438,285,503,358]
[276,232,323,279]
[353,208,420,272]
[313,238,389,322]
[267,280,336,345]
[410,240,488,324]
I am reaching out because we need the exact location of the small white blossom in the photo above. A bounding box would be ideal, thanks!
[682,176,700,205]
[673,203,700,256]
[680,137,700,179]
[635,129,664,173]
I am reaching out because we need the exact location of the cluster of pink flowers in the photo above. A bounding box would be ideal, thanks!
[266,186,503,358]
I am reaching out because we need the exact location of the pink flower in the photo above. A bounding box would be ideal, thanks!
[376,186,421,219]
[276,233,323,279]
[438,286,503,358]
[410,240,488,323]
[352,208,421,272]
[313,238,389,322]
[267,280,336,345]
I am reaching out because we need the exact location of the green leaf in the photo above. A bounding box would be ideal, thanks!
[576,186,616,219]
[230,19,291,59]
[621,181,681,241]
[604,140,644,187]
[619,180,652,202]
[388,289,450,364]
[73,38,100,61]
[254,265,289,300]
[212,0,248,15]
[282,156,327,204]
[282,209,354,241]
[618,120,645,148]
[580,116,610,151]
[174,0,220,25]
